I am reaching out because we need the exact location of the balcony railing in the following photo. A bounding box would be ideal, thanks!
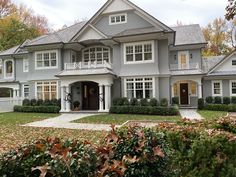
[170,63,199,70]
[64,61,112,70]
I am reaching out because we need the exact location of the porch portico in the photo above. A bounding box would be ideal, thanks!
[171,76,202,107]
[58,74,114,113]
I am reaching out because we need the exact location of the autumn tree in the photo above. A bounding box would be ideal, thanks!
[202,18,234,56]
[226,0,236,20]
[0,0,50,51]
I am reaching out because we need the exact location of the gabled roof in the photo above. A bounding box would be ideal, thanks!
[71,0,173,41]
[202,55,225,73]
[172,24,206,46]
[208,50,236,74]
[114,27,163,37]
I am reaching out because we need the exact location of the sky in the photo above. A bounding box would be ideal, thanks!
[12,0,228,30]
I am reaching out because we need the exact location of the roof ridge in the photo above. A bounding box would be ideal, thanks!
[171,24,200,28]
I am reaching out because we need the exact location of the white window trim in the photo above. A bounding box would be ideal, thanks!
[82,46,111,63]
[232,59,236,67]
[230,80,236,96]
[109,13,127,25]
[212,80,222,97]
[23,58,29,72]
[35,50,58,70]
[124,41,155,65]
[124,77,155,99]
[22,84,30,98]
[4,59,14,79]
[178,51,189,69]
[35,81,58,100]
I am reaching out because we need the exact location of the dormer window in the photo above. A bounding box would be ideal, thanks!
[109,13,127,25]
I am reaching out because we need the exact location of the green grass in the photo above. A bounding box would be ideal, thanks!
[197,110,228,120]
[74,114,181,125]
[0,112,107,153]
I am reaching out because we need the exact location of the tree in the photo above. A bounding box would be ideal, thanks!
[0,0,50,51]
[226,0,236,20]
[202,18,234,56]
[0,0,16,18]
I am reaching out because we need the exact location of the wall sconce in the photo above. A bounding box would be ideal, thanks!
[190,54,193,59]
[174,55,177,60]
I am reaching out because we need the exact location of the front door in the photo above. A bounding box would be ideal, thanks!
[82,82,99,110]
[180,83,189,105]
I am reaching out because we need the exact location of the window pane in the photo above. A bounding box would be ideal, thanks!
[6,61,12,73]
[135,54,142,61]
[191,83,197,95]
[232,82,236,94]
[116,16,120,22]
[126,55,133,62]
[121,15,126,22]
[136,90,143,99]
[232,60,236,66]
[144,53,152,60]
[51,60,56,66]
[111,16,115,23]
[127,83,134,89]
[51,92,57,99]
[37,61,43,67]
[44,60,50,67]
[51,53,56,59]
[145,90,153,99]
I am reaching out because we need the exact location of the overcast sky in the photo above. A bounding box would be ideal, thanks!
[12,0,228,30]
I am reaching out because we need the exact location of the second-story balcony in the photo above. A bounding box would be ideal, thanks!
[64,61,112,71]
[170,63,199,71]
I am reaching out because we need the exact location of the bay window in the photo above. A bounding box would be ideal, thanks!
[124,41,154,64]
[83,47,110,63]
[36,81,58,100]
[35,50,58,69]
[125,77,154,99]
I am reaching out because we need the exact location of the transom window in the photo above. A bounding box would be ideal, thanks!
[232,60,236,66]
[212,81,222,96]
[230,81,236,96]
[36,81,58,100]
[124,41,154,64]
[83,47,110,63]
[109,13,127,25]
[23,59,29,72]
[125,77,154,99]
[35,50,58,69]
[23,84,29,98]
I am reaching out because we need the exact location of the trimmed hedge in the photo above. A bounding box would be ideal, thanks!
[171,97,179,105]
[14,105,60,113]
[110,106,179,116]
[204,104,236,112]
[22,99,61,107]
[198,98,205,110]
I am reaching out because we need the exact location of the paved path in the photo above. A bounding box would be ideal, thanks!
[179,109,203,120]
[24,114,113,131]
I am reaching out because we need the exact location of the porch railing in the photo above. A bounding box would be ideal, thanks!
[170,63,199,70]
[64,61,112,70]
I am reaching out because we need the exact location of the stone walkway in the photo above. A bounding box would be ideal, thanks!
[179,109,203,120]
[24,114,113,131]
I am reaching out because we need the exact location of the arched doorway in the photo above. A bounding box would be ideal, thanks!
[71,81,99,111]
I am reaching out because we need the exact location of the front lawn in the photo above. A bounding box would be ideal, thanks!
[74,114,181,125]
[197,110,228,120]
[0,112,107,153]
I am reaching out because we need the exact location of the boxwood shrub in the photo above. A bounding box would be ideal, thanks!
[110,106,179,116]
[205,96,213,104]
[203,104,236,112]
[129,98,139,106]
[149,98,159,107]
[198,98,205,110]
[140,98,148,106]
[214,96,222,104]
[223,97,231,105]
[22,99,30,106]
[171,97,179,105]
[14,105,60,113]
[231,96,236,104]
[160,98,168,107]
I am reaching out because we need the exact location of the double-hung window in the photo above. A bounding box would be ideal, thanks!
[23,84,29,98]
[23,59,29,72]
[125,77,154,99]
[4,59,14,79]
[124,41,154,64]
[230,80,236,96]
[212,81,222,96]
[35,50,58,69]
[36,81,58,100]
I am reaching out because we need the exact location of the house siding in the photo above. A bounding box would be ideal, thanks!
[94,11,153,36]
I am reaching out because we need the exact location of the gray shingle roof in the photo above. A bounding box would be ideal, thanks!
[0,45,20,56]
[171,24,206,46]
[208,70,236,76]
[202,55,225,73]
[27,21,87,46]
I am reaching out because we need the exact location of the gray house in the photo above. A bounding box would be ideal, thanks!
[0,0,234,112]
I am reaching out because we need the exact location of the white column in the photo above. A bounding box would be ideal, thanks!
[198,83,202,98]
[171,84,174,98]
[65,86,71,112]
[98,84,104,112]
[60,86,66,112]
[16,89,20,98]
[13,89,17,98]
[104,85,111,112]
